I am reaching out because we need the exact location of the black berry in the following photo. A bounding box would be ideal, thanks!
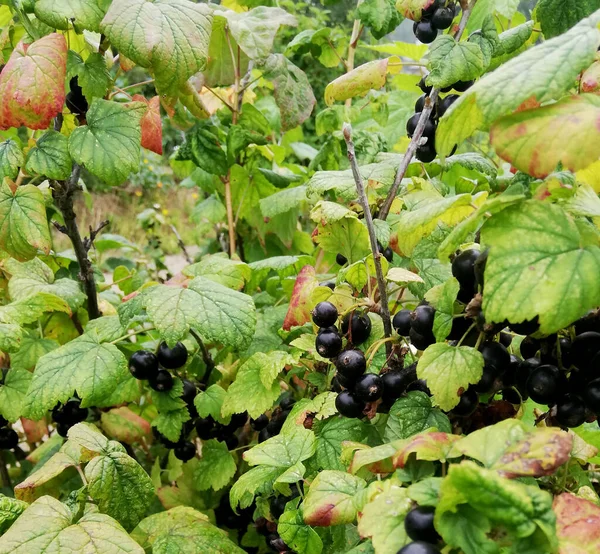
[406,379,431,396]
[0,428,18,449]
[520,336,541,359]
[416,142,437,163]
[405,505,440,543]
[56,422,72,438]
[480,341,510,371]
[451,388,479,416]
[382,246,394,263]
[415,95,427,113]
[180,379,197,404]
[453,79,474,92]
[251,414,269,431]
[411,305,435,335]
[393,309,412,336]
[354,374,384,402]
[452,249,479,291]
[336,349,367,381]
[312,301,338,328]
[571,332,600,371]
[474,248,488,289]
[473,364,500,394]
[418,77,433,95]
[398,541,441,554]
[508,319,540,336]
[195,416,215,440]
[415,20,438,43]
[149,369,174,392]
[157,341,188,369]
[381,371,410,404]
[409,328,435,351]
[583,378,600,413]
[336,253,348,265]
[320,282,335,290]
[0,416,6,428]
[407,113,421,137]
[431,7,454,29]
[315,329,343,358]
[335,391,365,418]
[66,77,88,115]
[555,394,587,428]
[437,94,459,118]
[174,441,196,461]
[342,313,372,345]
[129,350,159,380]
[526,365,562,405]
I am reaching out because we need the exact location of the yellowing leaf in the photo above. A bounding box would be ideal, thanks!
[282,265,319,330]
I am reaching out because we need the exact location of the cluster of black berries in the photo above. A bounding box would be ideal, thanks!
[252,395,295,443]
[0,416,18,450]
[52,399,89,437]
[66,76,88,119]
[399,505,441,553]
[195,411,248,451]
[393,302,436,351]
[130,341,189,392]
[336,242,393,267]
[411,0,459,44]
[214,494,255,534]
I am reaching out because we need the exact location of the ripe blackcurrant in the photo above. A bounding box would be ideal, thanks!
[342,313,372,345]
[174,441,196,461]
[354,373,384,402]
[502,388,522,404]
[320,281,335,290]
[0,428,18,450]
[335,391,365,418]
[251,414,269,431]
[411,305,436,335]
[56,422,72,438]
[336,349,366,380]
[452,249,479,291]
[473,364,500,394]
[406,379,431,396]
[195,416,215,440]
[437,94,459,118]
[582,378,600,413]
[381,371,410,404]
[258,428,270,443]
[336,253,348,265]
[415,20,438,43]
[418,77,433,95]
[316,329,343,358]
[129,350,159,380]
[0,416,6,428]
[422,0,440,17]
[271,495,288,518]
[450,388,479,416]
[181,379,197,405]
[393,309,412,336]
[382,246,394,262]
[480,341,510,371]
[431,7,454,29]
[312,301,338,328]
[516,357,541,395]
[453,79,474,92]
[157,341,188,369]
[149,369,174,392]
[520,336,541,359]
[407,113,421,137]
[415,95,427,113]
[409,328,435,351]
[570,331,600,370]
[398,541,441,554]
[526,365,562,405]
[404,505,440,543]
[555,394,587,428]
[416,142,437,163]
[229,411,249,428]
[474,248,488,289]
[508,319,540,336]
[66,77,88,116]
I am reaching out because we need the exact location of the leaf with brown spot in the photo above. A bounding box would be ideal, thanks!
[554,492,600,554]
[133,95,162,155]
[282,265,319,330]
[392,431,462,468]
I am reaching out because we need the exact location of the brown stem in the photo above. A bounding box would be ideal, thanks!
[52,165,102,320]
[169,224,192,265]
[379,0,478,221]
[343,124,393,358]
[224,177,236,258]
[190,329,216,386]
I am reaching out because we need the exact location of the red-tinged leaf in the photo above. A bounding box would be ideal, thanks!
[554,492,600,554]
[490,94,600,179]
[21,417,47,443]
[100,406,151,445]
[396,0,435,20]
[133,95,163,155]
[581,61,600,92]
[392,431,462,468]
[0,34,67,130]
[282,265,319,330]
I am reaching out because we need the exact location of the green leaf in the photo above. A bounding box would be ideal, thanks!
[143,277,256,350]
[491,94,600,179]
[0,324,22,353]
[426,35,485,89]
[303,470,367,527]
[315,417,373,471]
[384,391,451,442]
[183,255,251,291]
[407,477,442,507]
[0,495,144,554]
[437,11,600,156]
[24,333,130,420]
[0,181,51,261]
[538,0,600,39]
[64,422,111,461]
[10,336,58,371]
[0,293,71,325]
[132,506,245,554]
[227,125,268,163]
[69,99,144,186]
[5,257,85,310]
[427,277,460,342]
[230,466,285,510]
[279,506,324,554]
[244,427,316,468]
[0,495,27,534]
[67,51,111,100]
[153,406,190,443]
[264,54,316,131]
[0,368,32,422]
[417,344,484,411]
[101,0,213,96]
[260,186,309,218]
[86,448,155,530]
[181,127,228,176]
[357,0,403,40]
[194,384,227,423]
[85,316,125,343]
[314,216,371,264]
[25,130,72,180]
[357,480,412,554]
[481,200,600,334]
[204,14,249,87]
[0,139,23,181]
[193,439,236,491]
[35,0,110,32]
[100,407,151,445]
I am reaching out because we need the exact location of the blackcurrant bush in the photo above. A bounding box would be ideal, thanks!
[570,331,600,370]
[341,313,372,345]
[157,341,188,369]
[409,328,435,351]
[129,350,159,380]
[404,506,440,543]
[508,319,540,336]
[315,329,343,358]
[0,428,18,449]
[480,341,510,371]
[335,391,366,418]
[411,305,436,335]
[583,379,600,413]
[174,441,196,461]
[336,349,366,380]
[418,77,433,95]
[180,379,197,405]
[195,416,215,440]
[453,79,474,92]
[415,20,438,43]
[312,301,338,328]
[520,336,541,359]
[452,249,479,291]
[149,369,174,392]
[406,379,431,396]
[251,414,269,431]
[336,253,348,265]
[354,373,384,402]
[555,394,587,428]
[431,7,454,29]
[393,309,412,336]
[450,388,479,416]
[382,371,411,404]
[526,365,562,405]
[397,541,441,554]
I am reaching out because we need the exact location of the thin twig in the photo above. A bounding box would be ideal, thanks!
[202,85,236,112]
[343,124,393,358]
[224,177,236,258]
[379,0,478,220]
[190,329,216,385]
[83,220,109,253]
[169,224,192,265]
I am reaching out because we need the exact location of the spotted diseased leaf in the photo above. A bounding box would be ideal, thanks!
[0,181,51,261]
[101,0,213,96]
[554,492,600,554]
[0,368,31,423]
[0,33,67,130]
[538,0,600,39]
[426,36,485,89]
[417,343,484,411]
[23,334,130,420]
[0,496,144,554]
[86,448,156,530]
[283,265,319,330]
[303,470,367,527]
[325,57,400,106]
[25,130,72,180]
[437,11,600,156]
[0,140,23,181]
[393,431,462,468]
[264,54,316,131]
[481,201,600,334]
[490,95,600,179]
[100,407,151,445]
[193,439,236,492]
[581,61,600,93]
[132,95,163,155]
[69,99,146,186]
[35,0,110,32]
